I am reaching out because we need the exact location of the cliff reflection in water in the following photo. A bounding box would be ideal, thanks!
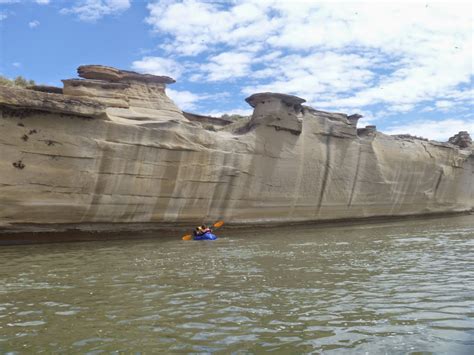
[1,215,473,353]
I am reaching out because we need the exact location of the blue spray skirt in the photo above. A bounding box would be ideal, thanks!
[193,232,218,241]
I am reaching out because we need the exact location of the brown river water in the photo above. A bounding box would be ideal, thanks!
[1,215,473,353]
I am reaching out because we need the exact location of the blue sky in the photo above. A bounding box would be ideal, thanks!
[0,0,472,140]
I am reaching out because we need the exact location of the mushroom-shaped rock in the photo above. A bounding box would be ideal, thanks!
[62,79,130,108]
[245,92,306,108]
[73,65,182,116]
[245,92,306,135]
[347,113,363,127]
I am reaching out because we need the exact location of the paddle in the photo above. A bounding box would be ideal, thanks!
[182,220,224,241]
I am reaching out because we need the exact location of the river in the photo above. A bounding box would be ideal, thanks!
[1,215,473,353]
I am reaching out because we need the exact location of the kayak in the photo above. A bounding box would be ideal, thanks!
[193,232,218,241]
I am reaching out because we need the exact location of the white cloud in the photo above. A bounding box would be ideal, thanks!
[166,88,240,112]
[12,62,21,68]
[35,0,50,4]
[269,3,472,111]
[0,12,7,21]
[143,1,473,118]
[435,100,455,110]
[387,103,416,114]
[383,119,474,141]
[131,56,183,79]
[200,51,255,81]
[28,20,40,28]
[445,88,474,103]
[357,117,374,128]
[146,0,276,56]
[201,108,253,117]
[243,51,376,103]
[166,88,203,111]
[60,0,131,22]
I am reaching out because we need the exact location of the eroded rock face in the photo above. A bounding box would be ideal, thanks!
[0,65,472,233]
[62,79,130,108]
[69,65,184,124]
[0,85,106,118]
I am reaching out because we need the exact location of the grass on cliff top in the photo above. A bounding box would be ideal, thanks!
[0,75,36,88]
[221,114,249,121]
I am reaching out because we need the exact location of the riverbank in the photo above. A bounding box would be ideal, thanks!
[1,210,472,245]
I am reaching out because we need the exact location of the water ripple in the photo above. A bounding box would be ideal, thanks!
[0,215,473,352]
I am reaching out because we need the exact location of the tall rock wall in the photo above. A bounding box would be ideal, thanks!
[0,65,472,232]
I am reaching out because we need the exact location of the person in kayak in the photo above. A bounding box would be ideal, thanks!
[193,224,211,237]
[192,224,217,240]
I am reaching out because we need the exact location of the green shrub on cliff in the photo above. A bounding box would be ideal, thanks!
[221,114,249,121]
[0,75,35,88]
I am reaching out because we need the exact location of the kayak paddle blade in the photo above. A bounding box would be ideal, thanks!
[182,234,193,241]
[213,220,224,228]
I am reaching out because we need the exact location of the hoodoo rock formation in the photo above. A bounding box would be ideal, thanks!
[0,65,473,235]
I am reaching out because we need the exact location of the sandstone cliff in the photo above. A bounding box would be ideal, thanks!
[0,65,472,234]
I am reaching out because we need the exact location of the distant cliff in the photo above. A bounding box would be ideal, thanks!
[0,65,472,234]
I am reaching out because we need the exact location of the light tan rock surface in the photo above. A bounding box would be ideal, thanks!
[0,65,472,234]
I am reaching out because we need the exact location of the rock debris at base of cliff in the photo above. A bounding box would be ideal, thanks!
[0,65,472,233]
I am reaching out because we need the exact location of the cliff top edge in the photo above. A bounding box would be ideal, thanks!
[245,92,306,108]
[77,65,176,84]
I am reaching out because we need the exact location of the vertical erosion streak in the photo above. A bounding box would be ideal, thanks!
[221,152,242,221]
[126,133,150,222]
[216,154,240,220]
[162,151,190,222]
[81,122,113,222]
[317,132,331,214]
[389,151,419,215]
[204,150,228,221]
[289,129,305,218]
[348,144,362,207]
[433,169,444,199]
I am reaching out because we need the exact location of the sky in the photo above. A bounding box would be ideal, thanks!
[0,0,472,141]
